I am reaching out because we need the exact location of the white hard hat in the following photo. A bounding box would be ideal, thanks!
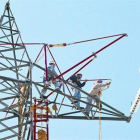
[49,61,55,65]
[77,73,82,76]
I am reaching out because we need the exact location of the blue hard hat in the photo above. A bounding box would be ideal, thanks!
[97,80,102,83]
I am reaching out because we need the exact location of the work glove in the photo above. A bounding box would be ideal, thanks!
[84,79,87,83]
[77,79,80,82]
[52,80,55,84]
[106,82,111,85]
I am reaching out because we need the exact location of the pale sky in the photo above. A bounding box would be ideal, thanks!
[0,0,140,140]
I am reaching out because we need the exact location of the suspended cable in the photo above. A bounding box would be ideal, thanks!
[49,33,126,47]
[0,33,127,47]
[99,94,102,140]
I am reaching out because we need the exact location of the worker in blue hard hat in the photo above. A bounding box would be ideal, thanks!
[41,61,61,96]
[84,80,111,116]
[70,73,87,109]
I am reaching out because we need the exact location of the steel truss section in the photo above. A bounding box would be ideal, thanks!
[32,65,131,122]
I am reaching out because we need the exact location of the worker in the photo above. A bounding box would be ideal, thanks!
[70,73,87,109]
[84,80,111,116]
[41,61,61,96]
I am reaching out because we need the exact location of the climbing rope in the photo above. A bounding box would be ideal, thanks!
[98,82,111,140]
[98,91,102,140]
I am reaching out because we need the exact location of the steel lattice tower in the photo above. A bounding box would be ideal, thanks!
[0,2,131,140]
[0,2,33,140]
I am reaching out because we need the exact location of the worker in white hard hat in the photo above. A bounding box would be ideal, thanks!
[70,73,87,109]
[84,80,111,116]
[41,61,61,96]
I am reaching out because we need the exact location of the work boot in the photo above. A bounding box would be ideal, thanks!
[71,100,78,104]
[84,112,89,116]
[76,107,84,110]
[41,88,47,95]
[24,112,30,117]
[40,95,47,99]
[55,87,60,91]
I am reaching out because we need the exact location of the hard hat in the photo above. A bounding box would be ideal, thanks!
[76,73,82,76]
[49,61,55,65]
[97,80,102,83]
